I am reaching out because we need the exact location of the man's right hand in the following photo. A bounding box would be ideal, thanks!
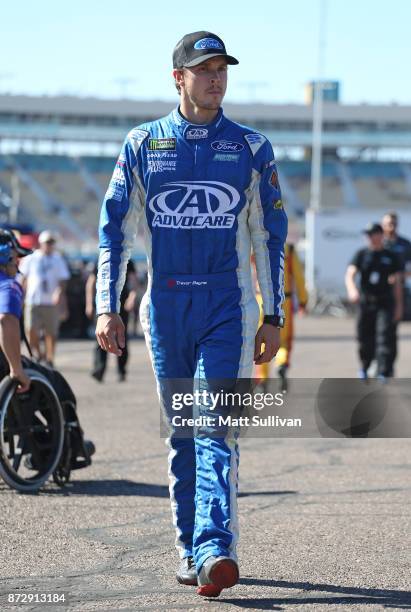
[95,313,125,356]
[10,368,31,394]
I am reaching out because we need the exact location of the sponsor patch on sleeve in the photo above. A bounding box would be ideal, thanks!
[269,168,280,190]
[106,162,126,202]
[244,133,266,156]
[128,128,149,146]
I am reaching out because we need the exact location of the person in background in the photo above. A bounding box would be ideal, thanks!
[129,267,147,338]
[381,211,411,372]
[345,222,403,381]
[382,212,411,277]
[86,259,137,382]
[19,230,70,367]
[255,243,307,392]
[0,228,32,392]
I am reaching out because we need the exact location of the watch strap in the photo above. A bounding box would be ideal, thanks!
[263,315,284,328]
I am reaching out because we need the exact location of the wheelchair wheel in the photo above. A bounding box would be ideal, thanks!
[0,369,64,492]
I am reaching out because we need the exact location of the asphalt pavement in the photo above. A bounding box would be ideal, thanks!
[0,315,410,611]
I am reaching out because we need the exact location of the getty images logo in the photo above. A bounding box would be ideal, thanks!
[148,180,240,229]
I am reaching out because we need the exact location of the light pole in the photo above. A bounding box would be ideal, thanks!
[10,172,20,225]
[238,82,268,103]
[114,78,137,99]
[306,0,327,303]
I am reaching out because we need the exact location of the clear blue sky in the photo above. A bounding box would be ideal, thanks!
[2,0,410,105]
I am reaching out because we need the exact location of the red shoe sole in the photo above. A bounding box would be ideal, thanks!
[197,559,239,598]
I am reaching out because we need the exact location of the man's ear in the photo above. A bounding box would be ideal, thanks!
[173,69,184,90]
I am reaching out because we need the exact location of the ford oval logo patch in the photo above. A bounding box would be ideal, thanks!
[211,140,244,152]
[194,38,224,50]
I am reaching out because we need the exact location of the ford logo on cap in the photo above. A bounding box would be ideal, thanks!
[194,38,224,50]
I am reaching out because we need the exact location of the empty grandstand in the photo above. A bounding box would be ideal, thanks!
[1,94,411,252]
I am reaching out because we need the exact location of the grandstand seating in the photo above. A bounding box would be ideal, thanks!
[1,154,410,249]
[0,166,57,232]
[277,159,411,211]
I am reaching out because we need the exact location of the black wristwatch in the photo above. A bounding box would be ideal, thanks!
[263,315,285,328]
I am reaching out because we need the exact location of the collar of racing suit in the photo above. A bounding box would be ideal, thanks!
[171,106,225,140]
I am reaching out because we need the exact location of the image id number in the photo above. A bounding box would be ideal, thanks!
[8,593,66,604]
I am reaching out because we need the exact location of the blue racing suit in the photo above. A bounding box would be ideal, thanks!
[96,107,287,571]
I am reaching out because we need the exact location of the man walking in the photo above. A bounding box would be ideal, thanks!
[381,211,411,372]
[96,31,287,597]
[86,259,137,382]
[255,242,307,392]
[19,230,70,367]
[382,212,411,277]
[345,222,403,380]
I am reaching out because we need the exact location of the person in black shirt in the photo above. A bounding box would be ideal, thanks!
[382,212,411,371]
[382,212,411,276]
[85,260,137,382]
[345,222,403,380]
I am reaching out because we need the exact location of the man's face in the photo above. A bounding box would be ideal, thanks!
[174,57,228,111]
[382,215,397,236]
[368,232,384,249]
[41,240,55,255]
[5,249,19,277]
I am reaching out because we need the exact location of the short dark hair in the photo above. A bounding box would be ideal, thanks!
[384,211,398,222]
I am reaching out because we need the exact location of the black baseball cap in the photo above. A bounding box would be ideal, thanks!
[0,228,32,257]
[173,31,239,69]
[363,222,383,235]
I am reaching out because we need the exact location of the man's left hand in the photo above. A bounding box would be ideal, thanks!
[254,324,280,364]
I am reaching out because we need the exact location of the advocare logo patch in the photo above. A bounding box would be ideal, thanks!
[186,128,208,139]
[211,140,244,152]
[148,180,239,229]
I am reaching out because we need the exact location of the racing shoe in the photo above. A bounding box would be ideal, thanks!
[176,556,197,586]
[197,556,239,597]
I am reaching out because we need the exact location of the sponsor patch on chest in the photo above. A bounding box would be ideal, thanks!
[148,138,176,151]
[211,140,244,152]
[148,180,240,229]
[213,153,240,162]
[186,128,208,139]
[148,160,177,173]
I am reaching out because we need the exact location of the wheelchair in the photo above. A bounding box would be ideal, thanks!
[0,364,95,493]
